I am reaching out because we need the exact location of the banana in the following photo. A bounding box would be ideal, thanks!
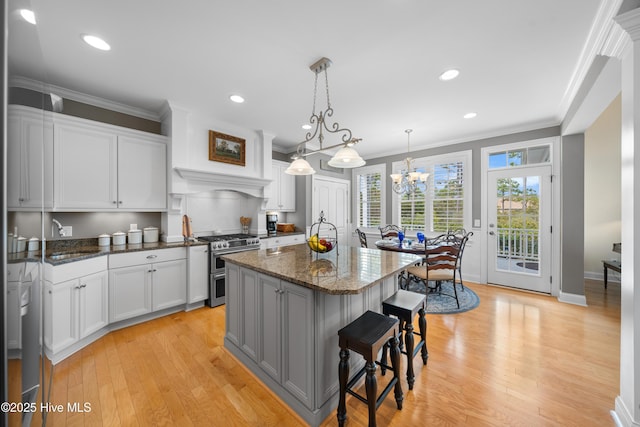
[308,234,319,251]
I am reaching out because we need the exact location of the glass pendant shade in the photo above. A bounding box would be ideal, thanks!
[327,146,366,168]
[285,157,316,175]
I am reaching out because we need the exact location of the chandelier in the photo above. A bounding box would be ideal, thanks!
[285,57,366,175]
[390,129,429,195]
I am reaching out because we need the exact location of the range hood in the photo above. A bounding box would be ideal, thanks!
[174,167,272,198]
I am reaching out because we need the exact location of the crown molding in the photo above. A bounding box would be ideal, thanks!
[557,0,625,118]
[9,75,162,121]
[615,7,640,41]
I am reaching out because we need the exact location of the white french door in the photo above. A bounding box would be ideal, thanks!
[487,165,552,293]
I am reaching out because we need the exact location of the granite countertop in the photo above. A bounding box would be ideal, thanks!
[7,238,207,266]
[222,243,421,295]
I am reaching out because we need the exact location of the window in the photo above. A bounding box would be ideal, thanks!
[488,145,550,169]
[392,151,471,233]
[353,165,385,229]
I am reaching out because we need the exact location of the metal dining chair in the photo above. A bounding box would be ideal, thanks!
[355,228,368,248]
[379,224,404,240]
[446,229,473,291]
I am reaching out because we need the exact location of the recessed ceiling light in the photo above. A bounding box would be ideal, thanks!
[439,69,460,81]
[19,9,36,25]
[82,34,111,51]
[463,112,477,119]
[302,124,312,130]
[229,95,245,103]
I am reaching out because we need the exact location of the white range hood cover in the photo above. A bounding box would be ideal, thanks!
[174,167,272,198]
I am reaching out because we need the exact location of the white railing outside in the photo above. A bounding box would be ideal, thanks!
[496,229,539,261]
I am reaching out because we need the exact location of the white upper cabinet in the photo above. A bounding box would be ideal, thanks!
[54,121,118,209]
[118,135,167,210]
[53,115,167,211]
[266,160,295,212]
[7,105,54,210]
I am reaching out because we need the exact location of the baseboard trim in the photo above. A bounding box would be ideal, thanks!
[614,395,640,427]
[557,291,587,306]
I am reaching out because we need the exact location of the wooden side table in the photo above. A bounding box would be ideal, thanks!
[602,260,621,289]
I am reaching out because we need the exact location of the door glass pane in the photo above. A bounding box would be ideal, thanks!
[495,175,540,275]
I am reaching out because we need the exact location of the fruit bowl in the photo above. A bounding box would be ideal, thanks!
[307,235,337,253]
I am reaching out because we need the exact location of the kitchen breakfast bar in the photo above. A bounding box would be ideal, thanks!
[222,244,421,426]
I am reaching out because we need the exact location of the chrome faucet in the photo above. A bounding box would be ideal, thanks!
[52,219,66,237]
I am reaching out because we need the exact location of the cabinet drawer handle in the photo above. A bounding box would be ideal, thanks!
[146,255,157,259]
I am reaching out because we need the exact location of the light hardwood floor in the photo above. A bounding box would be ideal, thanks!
[42,279,620,426]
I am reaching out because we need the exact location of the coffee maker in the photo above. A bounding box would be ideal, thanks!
[266,213,278,236]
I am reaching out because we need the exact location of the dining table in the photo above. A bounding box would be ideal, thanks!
[374,239,429,254]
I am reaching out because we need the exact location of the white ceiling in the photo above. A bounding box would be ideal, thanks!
[8,0,614,159]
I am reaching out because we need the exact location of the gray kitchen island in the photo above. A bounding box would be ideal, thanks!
[222,244,421,426]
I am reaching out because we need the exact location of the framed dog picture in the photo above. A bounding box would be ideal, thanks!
[209,130,246,166]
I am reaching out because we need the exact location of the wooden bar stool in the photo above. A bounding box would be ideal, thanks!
[337,310,403,427]
[381,289,428,390]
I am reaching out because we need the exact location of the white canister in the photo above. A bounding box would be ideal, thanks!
[98,234,111,246]
[28,237,39,252]
[128,229,142,244]
[16,236,27,252]
[112,231,126,246]
[143,227,159,243]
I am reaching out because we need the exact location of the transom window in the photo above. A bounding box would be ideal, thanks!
[488,145,550,169]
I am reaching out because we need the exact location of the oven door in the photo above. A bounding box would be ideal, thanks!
[207,253,226,307]
[207,272,226,307]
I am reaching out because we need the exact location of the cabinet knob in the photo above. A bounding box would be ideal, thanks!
[146,255,157,259]
[112,201,117,204]
[19,198,24,202]
[81,284,87,288]
[118,201,123,204]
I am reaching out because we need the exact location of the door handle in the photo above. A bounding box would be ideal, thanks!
[489,231,495,236]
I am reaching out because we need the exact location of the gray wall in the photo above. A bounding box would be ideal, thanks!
[561,134,585,295]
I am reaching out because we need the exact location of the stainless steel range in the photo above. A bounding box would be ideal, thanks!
[198,233,261,307]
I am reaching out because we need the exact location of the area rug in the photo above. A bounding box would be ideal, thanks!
[405,280,480,314]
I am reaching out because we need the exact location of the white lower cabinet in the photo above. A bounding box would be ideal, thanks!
[108,264,151,322]
[108,248,187,322]
[188,245,209,304]
[7,263,26,350]
[44,261,108,355]
[153,259,187,311]
[260,233,305,249]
